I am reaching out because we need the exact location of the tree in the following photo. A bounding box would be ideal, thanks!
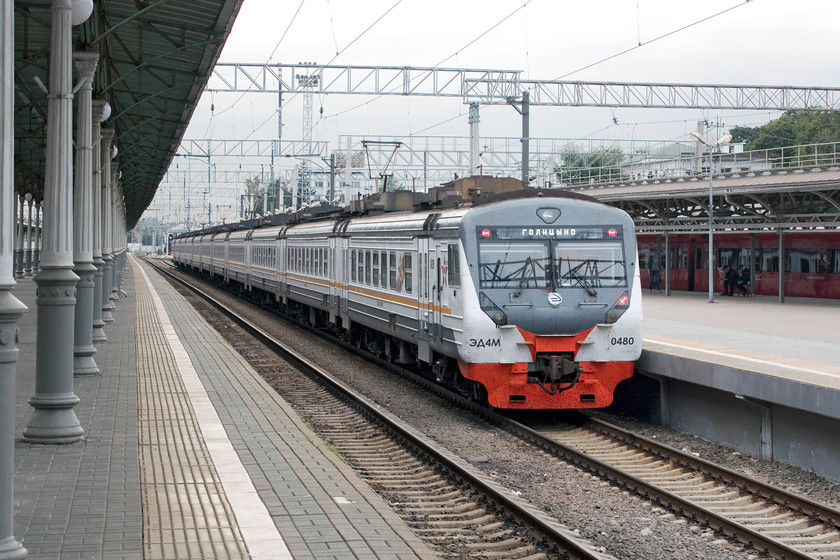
[555,144,628,186]
[731,110,840,159]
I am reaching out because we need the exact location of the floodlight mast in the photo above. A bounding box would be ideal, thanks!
[691,130,732,303]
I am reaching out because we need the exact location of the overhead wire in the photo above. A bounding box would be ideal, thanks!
[551,1,752,80]
[213,0,307,118]
[385,1,757,148]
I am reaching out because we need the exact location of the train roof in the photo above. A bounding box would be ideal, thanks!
[176,178,609,240]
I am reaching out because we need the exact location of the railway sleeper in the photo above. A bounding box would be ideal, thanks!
[393,485,460,496]
[408,503,490,515]
[621,464,690,476]
[793,541,840,552]
[423,516,500,529]
[760,527,839,541]
[357,464,427,474]
[653,477,716,487]
[707,496,782,509]
[376,479,451,491]
[400,497,472,509]
[366,473,442,484]
[464,539,542,553]
[676,489,747,501]
[709,503,785,516]
[750,518,833,532]
[418,508,492,521]
[396,489,464,502]
[723,508,791,521]
[587,449,650,460]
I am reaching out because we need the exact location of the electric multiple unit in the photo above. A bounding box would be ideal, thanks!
[172,187,642,409]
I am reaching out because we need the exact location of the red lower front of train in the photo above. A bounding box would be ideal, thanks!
[458,327,635,410]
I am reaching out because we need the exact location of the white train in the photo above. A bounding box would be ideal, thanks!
[172,180,642,409]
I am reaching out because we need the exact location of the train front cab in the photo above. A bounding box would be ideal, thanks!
[453,200,642,410]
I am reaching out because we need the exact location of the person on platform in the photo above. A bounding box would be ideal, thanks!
[648,250,661,293]
[736,265,751,296]
[720,264,734,296]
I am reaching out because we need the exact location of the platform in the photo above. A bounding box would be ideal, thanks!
[11,256,435,560]
[636,290,840,481]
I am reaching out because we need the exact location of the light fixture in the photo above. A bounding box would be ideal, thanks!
[100,101,111,122]
[111,144,118,159]
[536,207,561,224]
[71,0,94,25]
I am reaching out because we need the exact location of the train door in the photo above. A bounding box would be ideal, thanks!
[430,242,444,337]
[328,236,338,324]
[687,237,696,291]
[416,237,433,362]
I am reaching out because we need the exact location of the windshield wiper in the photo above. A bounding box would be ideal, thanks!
[563,260,598,297]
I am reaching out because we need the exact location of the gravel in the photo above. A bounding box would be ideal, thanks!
[177,272,839,560]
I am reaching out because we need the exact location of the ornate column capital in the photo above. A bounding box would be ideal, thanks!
[72,51,98,86]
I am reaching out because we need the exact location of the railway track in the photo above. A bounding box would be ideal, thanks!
[148,259,609,560]
[516,416,840,560]
[153,259,840,559]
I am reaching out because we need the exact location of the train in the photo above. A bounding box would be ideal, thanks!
[638,231,840,299]
[171,177,643,410]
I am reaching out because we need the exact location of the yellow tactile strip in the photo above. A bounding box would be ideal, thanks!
[134,260,261,560]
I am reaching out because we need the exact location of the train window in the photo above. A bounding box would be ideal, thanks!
[324,248,329,277]
[479,242,550,289]
[372,252,380,287]
[718,249,742,269]
[357,250,364,283]
[757,249,779,272]
[365,251,372,285]
[785,249,833,273]
[351,251,356,282]
[404,253,413,293]
[555,242,627,288]
[380,252,387,287]
[389,252,397,289]
[448,244,461,287]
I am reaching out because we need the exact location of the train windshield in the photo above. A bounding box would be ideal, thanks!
[555,241,627,289]
[478,239,627,290]
[478,242,551,289]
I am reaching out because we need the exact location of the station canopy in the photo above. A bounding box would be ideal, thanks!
[14,0,244,229]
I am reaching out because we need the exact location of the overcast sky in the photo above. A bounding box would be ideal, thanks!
[152,0,840,222]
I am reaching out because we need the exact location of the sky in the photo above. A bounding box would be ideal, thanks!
[149,0,840,224]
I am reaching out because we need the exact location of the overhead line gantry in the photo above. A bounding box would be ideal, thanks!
[205,62,840,190]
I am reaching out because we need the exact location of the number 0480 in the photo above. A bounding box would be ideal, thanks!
[610,337,634,346]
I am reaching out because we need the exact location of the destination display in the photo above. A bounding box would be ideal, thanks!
[477,226,622,240]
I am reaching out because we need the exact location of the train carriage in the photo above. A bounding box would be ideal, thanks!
[225,229,249,286]
[639,231,840,299]
[210,232,226,277]
[248,226,283,295]
[283,221,335,319]
[173,180,643,410]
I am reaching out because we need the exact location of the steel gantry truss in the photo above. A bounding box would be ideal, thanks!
[163,62,840,231]
[207,63,840,110]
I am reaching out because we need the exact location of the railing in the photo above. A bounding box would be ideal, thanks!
[558,141,840,188]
